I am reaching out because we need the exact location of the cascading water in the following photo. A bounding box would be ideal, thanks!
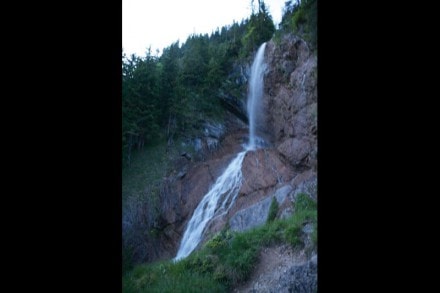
[174,151,246,261]
[247,42,267,150]
[174,42,267,261]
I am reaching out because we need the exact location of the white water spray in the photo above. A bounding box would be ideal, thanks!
[174,43,267,261]
[247,42,267,150]
[174,151,246,261]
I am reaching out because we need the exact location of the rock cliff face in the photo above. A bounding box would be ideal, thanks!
[225,33,317,232]
[265,34,317,171]
[151,34,317,273]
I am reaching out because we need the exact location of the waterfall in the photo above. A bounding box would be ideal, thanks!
[174,43,267,261]
[174,151,246,261]
[247,42,267,150]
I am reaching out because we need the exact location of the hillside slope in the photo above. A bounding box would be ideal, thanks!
[123,32,317,292]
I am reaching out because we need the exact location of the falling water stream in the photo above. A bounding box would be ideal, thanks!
[247,43,267,150]
[174,43,267,261]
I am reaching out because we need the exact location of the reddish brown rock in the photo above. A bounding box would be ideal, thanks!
[277,138,311,168]
[264,34,317,172]
[240,149,294,196]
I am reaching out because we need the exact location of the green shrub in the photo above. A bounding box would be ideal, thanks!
[205,229,232,252]
[311,221,317,246]
[267,196,279,223]
[285,222,303,247]
[279,0,317,49]
[285,193,317,248]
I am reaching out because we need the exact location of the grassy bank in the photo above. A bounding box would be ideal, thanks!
[123,193,317,292]
[122,139,168,201]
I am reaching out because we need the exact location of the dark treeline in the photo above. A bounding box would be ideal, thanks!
[122,0,317,167]
[122,1,275,166]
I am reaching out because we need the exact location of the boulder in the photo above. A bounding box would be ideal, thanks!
[240,149,294,196]
[229,185,293,232]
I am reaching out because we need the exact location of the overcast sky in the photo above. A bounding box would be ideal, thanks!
[123,0,287,57]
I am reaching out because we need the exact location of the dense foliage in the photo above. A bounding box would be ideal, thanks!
[279,0,317,48]
[122,1,276,167]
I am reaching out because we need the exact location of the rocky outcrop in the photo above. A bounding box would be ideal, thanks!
[191,120,227,160]
[277,137,312,168]
[275,255,318,293]
[226,33,318,235]
[240,149,293,196]
[233,246,317,293]
[291,169,317,201]
[264,34,317,172]
[219,61,251,124]
[230,185,293,232]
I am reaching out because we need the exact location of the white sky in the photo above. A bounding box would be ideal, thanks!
[123,0,287,57]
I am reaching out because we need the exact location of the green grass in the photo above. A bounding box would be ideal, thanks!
[267,196,279,223]
[122,259,227,293]
[122,138,168,203]
[122,135,198,202]
[286,193,317,247]
[123,193,317,292]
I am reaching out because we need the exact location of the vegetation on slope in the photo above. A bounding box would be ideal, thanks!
[122,136,198,273]
[123,193,317,292]
[122,0,276,167]
[122,0,318,167]
[278,0,317,48]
